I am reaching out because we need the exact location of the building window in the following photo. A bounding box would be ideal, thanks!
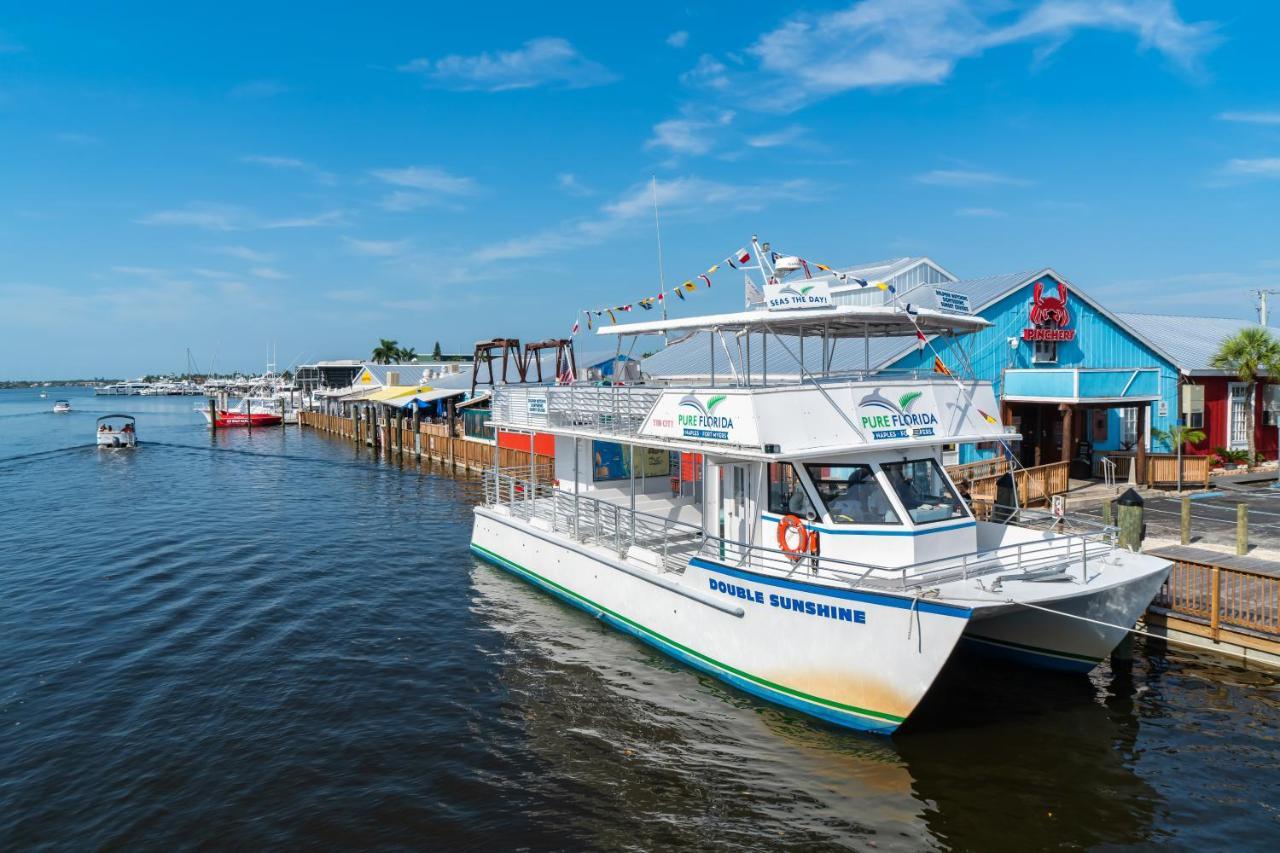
[1263,385,1280,427]
[1121,407,1139,448]
[1031,320,1059,363]
[1181,383,1205,430]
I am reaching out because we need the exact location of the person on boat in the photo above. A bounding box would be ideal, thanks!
[886,466,923,510]
[98,424,107,433]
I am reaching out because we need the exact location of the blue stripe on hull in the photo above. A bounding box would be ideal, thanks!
[470,542,902,735]
[960,635,1099,674]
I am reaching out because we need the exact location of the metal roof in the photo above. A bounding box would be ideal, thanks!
[1113,312,1263,373]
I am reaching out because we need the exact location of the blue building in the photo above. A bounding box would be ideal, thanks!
[642,257,1263,475]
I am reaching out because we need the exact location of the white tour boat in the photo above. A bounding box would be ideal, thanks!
[52,400,71,413]
[469,239,1171,734]
[97,414,138,448]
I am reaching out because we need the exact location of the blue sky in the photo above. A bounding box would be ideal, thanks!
[2,0,1279,378]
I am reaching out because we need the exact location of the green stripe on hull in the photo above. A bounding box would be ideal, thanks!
[470,541,906,725]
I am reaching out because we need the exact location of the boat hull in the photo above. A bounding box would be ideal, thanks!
[96,434,137,448]
[471,507,972,734]
[961,557,1171,672]
[201,410,283,428]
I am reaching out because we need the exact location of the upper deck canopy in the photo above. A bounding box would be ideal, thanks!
[595,304,988,340]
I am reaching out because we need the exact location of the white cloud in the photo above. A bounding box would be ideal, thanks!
[399,37,616,91]
[556,173,594,197]
[680,54,731,90]
[955,206,1006,217]
[370,166,477,210]
[1219,158,1280,179]
[915,168,1029,187]
[210,245,275,263]
[647,109,735,156]
[342,236,410,256]
[1218,111,1280,126]
[136,203,343,231]
[746,126,807,148]
[250,266,288,280]
[737,0,1217,104]
[241,154,307,169]
[666,30,690,48]
[472,175,812,263]
[229,79,291,99]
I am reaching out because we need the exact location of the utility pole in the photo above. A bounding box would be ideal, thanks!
[1254,289,1280,326]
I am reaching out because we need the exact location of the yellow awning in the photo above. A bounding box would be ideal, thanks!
[369,385,432,402]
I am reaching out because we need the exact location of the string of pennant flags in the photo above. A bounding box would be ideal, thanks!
[569,245,917,336]
[566,238,999,427]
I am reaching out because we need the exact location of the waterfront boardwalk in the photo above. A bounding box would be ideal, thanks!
[1145,544,1280,667]
[299,411,549,474]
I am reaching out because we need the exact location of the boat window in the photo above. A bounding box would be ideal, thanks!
[767,463,816,519]
[880,459,968,524]
[803,464,901,525]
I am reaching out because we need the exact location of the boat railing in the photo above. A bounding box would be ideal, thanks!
[482,472,1120,592]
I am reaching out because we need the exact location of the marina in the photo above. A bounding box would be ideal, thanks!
[0,386,1276,849]
[4,3,1280,847]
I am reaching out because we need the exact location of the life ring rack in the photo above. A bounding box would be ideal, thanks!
[776,514,812,561]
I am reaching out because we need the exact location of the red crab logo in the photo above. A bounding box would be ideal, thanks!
[1022,279,1076,342]
[1029,280,1070,327]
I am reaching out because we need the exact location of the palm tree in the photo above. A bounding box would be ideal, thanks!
[1210,327,1280,466]
[1152,424,1207,454]
[396,346,418,363]
[371,338,399,364]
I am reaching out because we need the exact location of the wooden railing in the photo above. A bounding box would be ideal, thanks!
[298,411,551,473]
[1152,556,1280,640]
[959,460,1070,509]
[1093,452,1210,488]
[946,457,1009,484]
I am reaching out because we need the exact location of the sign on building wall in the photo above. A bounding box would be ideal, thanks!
[1022,279,1077,342]
[934,288,971,315]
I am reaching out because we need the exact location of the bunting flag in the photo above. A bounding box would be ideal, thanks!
[915,329,927,349]
[607,309,617,324]
[875,282,888,290]
[571,318,580,335]
[978,409,998,425]
[682,281,696,292]
[800,259,812,279]
[586,313,593,330]
[675,288,686,300]
[707,264,719,274]
[815,263,832,272]
[932,356,951,376]
[699,274,712,288]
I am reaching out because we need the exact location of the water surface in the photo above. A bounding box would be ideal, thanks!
[1,387,1276,850]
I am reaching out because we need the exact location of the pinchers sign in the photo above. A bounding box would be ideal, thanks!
[1022,279,1076,342]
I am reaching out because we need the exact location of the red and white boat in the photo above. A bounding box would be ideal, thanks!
[198,396,284,428]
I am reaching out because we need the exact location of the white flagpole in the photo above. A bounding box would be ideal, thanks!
[651,176,668,330]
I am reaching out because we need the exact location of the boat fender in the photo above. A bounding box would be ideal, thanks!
[777,514,811,561]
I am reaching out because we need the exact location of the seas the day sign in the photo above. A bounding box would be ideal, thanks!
[763,277,832,311]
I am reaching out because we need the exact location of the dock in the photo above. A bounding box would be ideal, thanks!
[1144,544,1280,667]
[298,411,550,474]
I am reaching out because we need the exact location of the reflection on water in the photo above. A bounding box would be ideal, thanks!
[1,387,1276,850]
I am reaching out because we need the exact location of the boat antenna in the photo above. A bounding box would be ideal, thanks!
[651,175,668,334]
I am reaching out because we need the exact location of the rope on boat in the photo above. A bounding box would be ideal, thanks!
[952,596,1251,658]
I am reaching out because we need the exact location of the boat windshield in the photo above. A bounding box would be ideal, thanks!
[880,458,967,524]
[804,463,901,525]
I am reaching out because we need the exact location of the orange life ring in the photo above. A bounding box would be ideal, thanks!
[777,514,811,560]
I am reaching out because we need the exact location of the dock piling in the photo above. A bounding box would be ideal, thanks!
[1237,503,1248,556]
[1181,496,1191,545]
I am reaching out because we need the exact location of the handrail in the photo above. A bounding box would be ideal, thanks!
[481,472,1118,593]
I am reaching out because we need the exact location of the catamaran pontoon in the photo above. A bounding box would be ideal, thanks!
[469,239,1170,734]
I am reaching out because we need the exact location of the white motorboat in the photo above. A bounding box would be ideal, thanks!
[97,414,138,448]
[469,237,1171,734]
[52,400,71,413]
